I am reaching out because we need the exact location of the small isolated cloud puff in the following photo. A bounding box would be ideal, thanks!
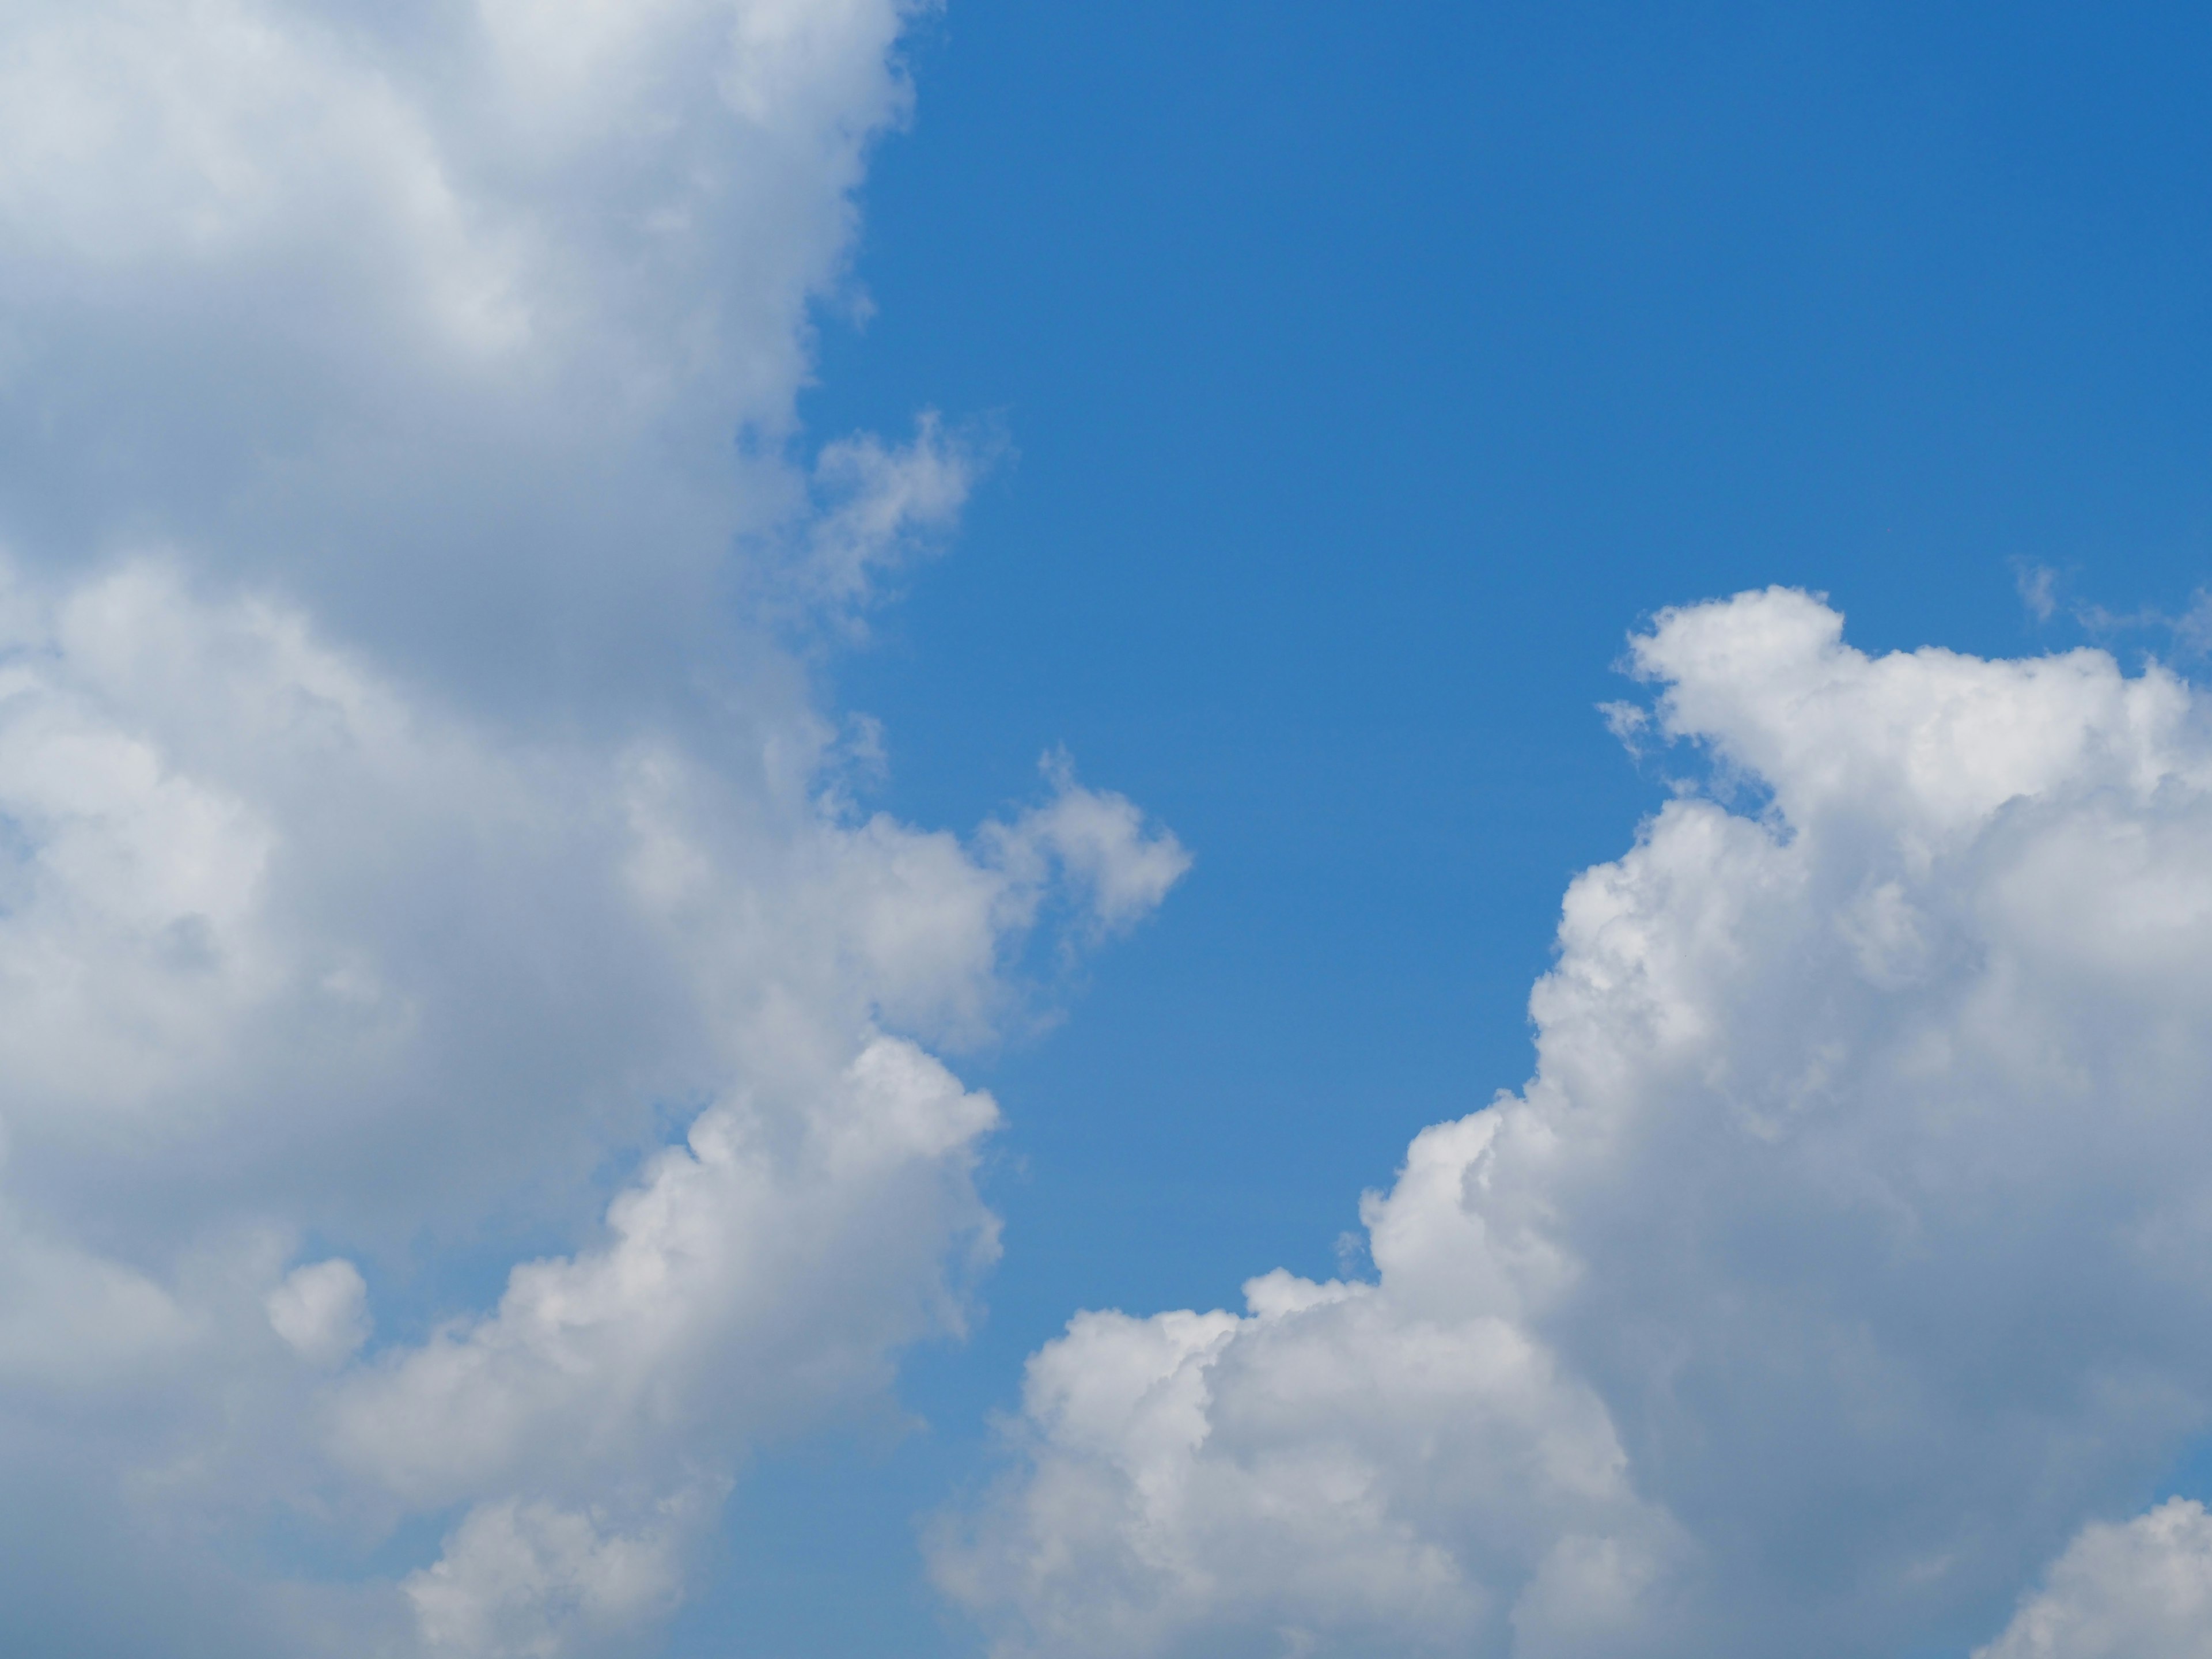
[1974,1500,2212,1659]
[936,588,2212,1659]
[781,410,998,631]
[984,752,1195,943]
[266,1259,370,1369]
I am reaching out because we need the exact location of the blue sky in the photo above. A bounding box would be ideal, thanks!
[9,4,2212,1657]
[827,0,2212,1299]
[691,3,2212,1650]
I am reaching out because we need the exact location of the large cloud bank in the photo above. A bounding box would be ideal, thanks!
[937,589,2212,1658]
[0,3,1185,1655]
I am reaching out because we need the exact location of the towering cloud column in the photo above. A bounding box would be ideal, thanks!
[938,589,2212,1659]
[0,3,1185,1654]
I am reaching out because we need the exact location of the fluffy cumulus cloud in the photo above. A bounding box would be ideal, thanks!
[1975,1499,2212,1659]
[0,0,974,704]
[937,589,2212,1659]
[0,2,1187,1655]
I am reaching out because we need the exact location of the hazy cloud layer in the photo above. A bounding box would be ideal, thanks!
[938,589,2212,1658]
[0,2,1186,1654]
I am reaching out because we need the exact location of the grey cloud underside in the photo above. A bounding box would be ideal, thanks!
[938,589,2212,1659]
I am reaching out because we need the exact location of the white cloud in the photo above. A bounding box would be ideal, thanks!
[783,411,993,628]
[986,753,1196,940]
[330,1037,1001,1509]
[404,1495,695,1659]
[1975,1499,2212,1659]
[0,560,1183,1653]
[0,0,925,706]
[937,588,2212,1658]
[0,2,1191,1654]
[268,1259,372,1369]
[0,1213,198,1390]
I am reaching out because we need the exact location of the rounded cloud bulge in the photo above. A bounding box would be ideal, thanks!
[935,588,2212,1659]
[0,0,964,707]
[0,3,1188,1656]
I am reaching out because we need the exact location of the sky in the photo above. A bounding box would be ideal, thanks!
[6,3,2212,1657]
